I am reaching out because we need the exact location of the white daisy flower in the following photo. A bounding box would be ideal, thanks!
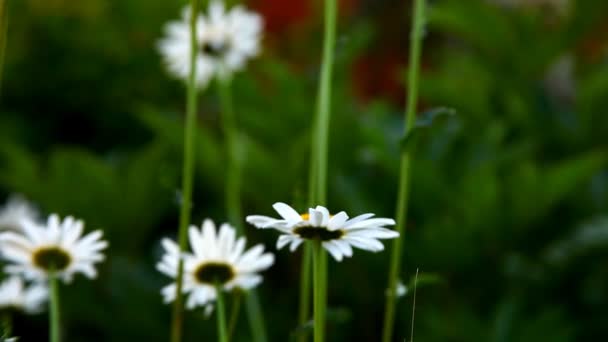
[246,203,400,262]
[0,214,108,283]
[157,219,274,310]
[157,1,263,88]
[0,276,47,314]
[0,195,39,232]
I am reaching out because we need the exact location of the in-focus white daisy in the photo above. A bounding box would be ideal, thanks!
[157,1,263,88]
[0,214,108,283]
[246,203,400,262]
[0,276,47,314]
[157,219,274,310]
[0,195,39,232]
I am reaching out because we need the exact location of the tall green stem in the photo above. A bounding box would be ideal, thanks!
[49,273,60,342]
[217,77,268,342]
[227,291,242,342]
[171,1,200,341]
[312,242,327,342]
[297,243,312,339]
[218,78,242,229]
[313,0,337,206]
[216,285,228,342]
[382,1,426,342]
[300,0,337,339]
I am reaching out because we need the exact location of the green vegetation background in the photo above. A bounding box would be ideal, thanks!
[1,0,607,341]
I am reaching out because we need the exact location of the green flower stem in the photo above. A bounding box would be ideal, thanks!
[313,0,337,206]
[382,1,426,342]
[244,293,267,342]
[217,77,268,342]
[301,0,337,339]
[171,0,201,341]
[0,0,9,97]
[216,285,228,342]
[49,272,60,342]
[227,291,242,342]
[217,78,242,229]
[297,243,312,339]
[312,242,327,342]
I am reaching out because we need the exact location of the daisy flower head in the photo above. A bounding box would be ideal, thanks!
[0,195,39,232]
[157,219,274,310]
[0,276,47,314]
[0,214,108,283]
[246,203,400,262]
[157,1,263,88]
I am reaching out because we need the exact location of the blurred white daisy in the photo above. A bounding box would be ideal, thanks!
[0,276,47,313]
[246,203,399,262]
[157,1,263,88]
[157,219,274,310]
[0,195,39,232]
[0,214,108,283]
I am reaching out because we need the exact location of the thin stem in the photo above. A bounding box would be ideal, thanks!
[311,242,326,342]
[217,78,242,231]
[382,1,426,342]
[297,243,312,341]
[301,0,338,338]
[244,293,267,342]
[313,0,338,206]
[171,1,201,342]
[49,273,60,342]
[216,285,228,342]
[0,0,9,97]
[227,291,242,342]
[217,75,268,342]
[410,268,420,342]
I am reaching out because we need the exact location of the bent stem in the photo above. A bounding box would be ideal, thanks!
[312,242,327,342]
[171,0,201,342]
[217,77,268,342]
[382,1,426,342]
[216,285,228,342]
[49,272,60,342]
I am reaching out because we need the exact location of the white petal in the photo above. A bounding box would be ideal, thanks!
[322,241,343,262]
[272,203,302,222]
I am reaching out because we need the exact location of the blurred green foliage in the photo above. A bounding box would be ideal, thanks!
[1,0,608,341]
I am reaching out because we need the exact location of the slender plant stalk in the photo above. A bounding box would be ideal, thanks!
[244,293,267,342]
[218,78,242,228]
[0,0,9,97]
[49,273,60,342]
[313,0,337,206]
[217,77,268,342]
[311,242,327,342]
[227,291,242,342]
[171,1,201,341]
[410,268,420,342]
[382,1,426,342]
[297,243,312,340]
[216,285,228,342]
[300,0,338,341]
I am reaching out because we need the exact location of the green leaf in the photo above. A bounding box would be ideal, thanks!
[400,107,456,151]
